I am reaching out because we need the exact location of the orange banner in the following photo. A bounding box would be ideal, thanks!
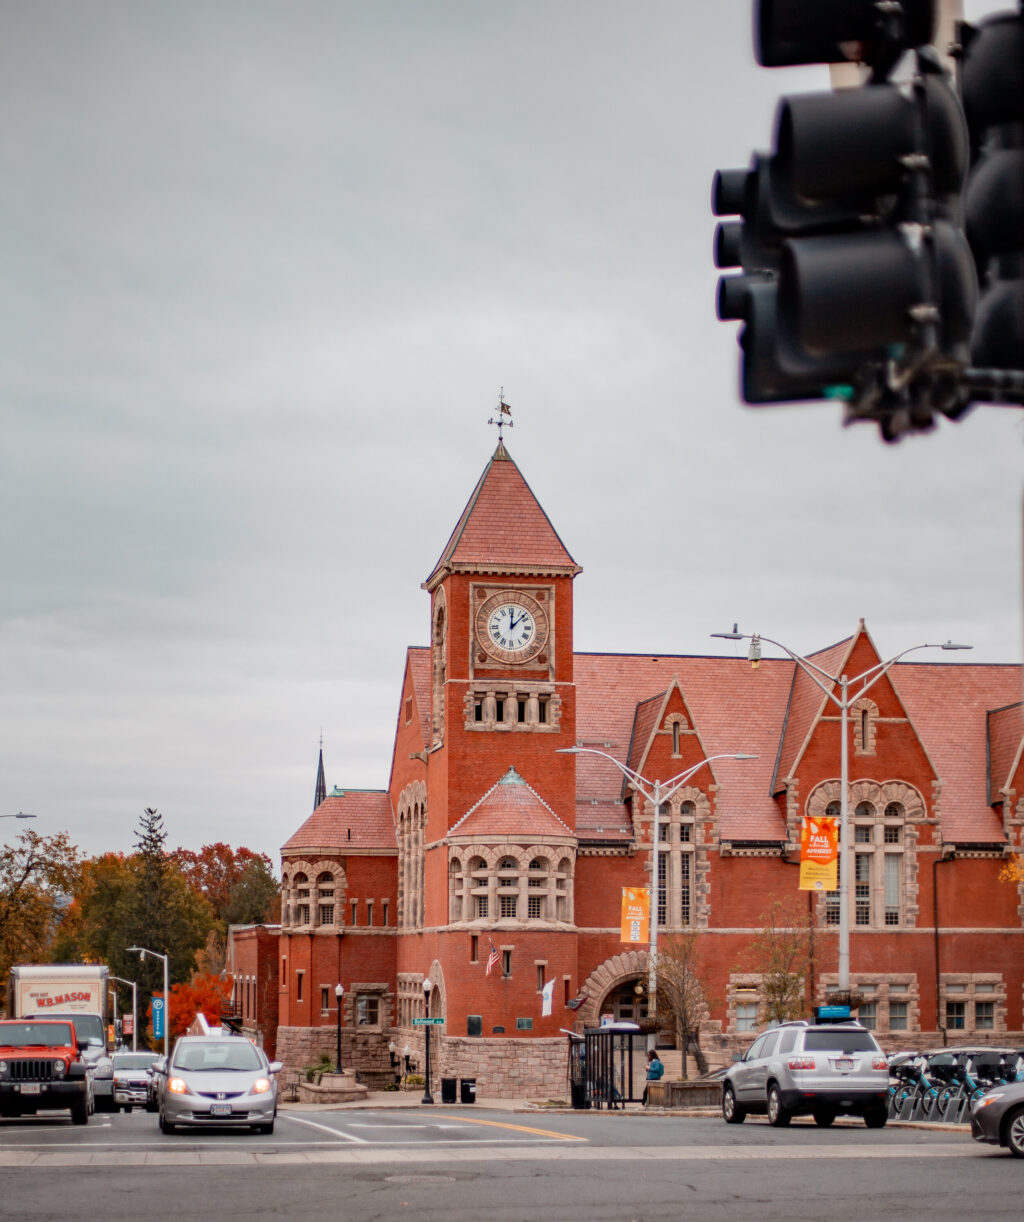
[620,886,650,943]
[799,816,839,890]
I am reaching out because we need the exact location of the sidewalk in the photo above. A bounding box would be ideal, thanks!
[277,1091,970,1129]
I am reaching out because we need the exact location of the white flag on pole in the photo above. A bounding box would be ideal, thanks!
[541,979,554,1017]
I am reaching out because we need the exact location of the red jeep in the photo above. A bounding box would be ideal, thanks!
[0,1018,90,1124]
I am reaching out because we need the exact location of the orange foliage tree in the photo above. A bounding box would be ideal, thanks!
[147,972,235,1041]
[999,854,1024,885]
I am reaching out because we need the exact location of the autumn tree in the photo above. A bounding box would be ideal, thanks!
[741,897,814,1024]
[654,931,716,1078]
[160,972,235,1041]
[999,854,1024,885]
[0,829,81,986]
[172,843,279,929]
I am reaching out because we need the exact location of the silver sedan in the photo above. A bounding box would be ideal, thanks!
[155,1035,282,1134]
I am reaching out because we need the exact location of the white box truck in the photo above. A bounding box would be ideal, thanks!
[8,964,115,1111]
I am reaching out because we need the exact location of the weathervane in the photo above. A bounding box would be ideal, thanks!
[488,388,513,441]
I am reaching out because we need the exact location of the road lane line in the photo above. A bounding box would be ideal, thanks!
[430,1114,585,1141]
[281,1113,368,1142]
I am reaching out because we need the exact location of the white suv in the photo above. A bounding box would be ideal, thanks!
[722,1021,890,1128]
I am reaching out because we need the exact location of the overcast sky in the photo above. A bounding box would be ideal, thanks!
[2,1,1019,866]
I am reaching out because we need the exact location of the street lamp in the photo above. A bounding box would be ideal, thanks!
[421,977,434,1105]
[711,625,971,990]
[127,946,169,1060]
[558,746,756,1043]
[110,976,139,1052]
[334,984,344,1074]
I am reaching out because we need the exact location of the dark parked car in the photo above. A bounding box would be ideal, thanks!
[112,1051,160,1112]
[971,1080,1024,1156]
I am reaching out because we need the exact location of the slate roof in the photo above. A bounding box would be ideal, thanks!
[423,442,580,589]
[893,662,1021,842]
[574,653,793,841]
[989,702,1024,805]
[281,789,397,853]
[451,767,574,839]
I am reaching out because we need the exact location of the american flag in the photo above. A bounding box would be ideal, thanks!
[486,940,500,976]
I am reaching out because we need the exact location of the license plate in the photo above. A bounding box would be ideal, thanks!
[835,1058,854,1072]
[209,1103,232,1117]
[20,1084,41,1095]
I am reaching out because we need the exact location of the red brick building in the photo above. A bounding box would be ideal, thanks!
[269,441,1024,1095]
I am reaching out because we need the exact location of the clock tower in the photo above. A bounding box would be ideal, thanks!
[421,439,582,837]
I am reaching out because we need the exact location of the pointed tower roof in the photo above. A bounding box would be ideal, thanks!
[314,745,327,811]
[423,442,581,591]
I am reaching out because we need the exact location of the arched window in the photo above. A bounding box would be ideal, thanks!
[497,856,519,918]
[826,801,841,818]
[469,856,489,919]
[293,872,310,926]
[527,857,549,919]
[449,857,462,922]
[317,871,335,926]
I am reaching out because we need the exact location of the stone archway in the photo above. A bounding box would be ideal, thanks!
[577,950,650,1030]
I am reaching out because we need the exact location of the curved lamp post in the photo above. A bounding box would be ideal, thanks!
[711,625,971,990]
[558,746,756,1043]
[127,946,169,1060]
[421,977,434,1105]
[109,975,138,1052]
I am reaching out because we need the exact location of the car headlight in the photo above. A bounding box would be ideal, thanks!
[168,1077,189,1094]
[250,1078,271,1095]
[0,1061,7,1075]
[974,1092,1005,1110]
[53,1060,66,1078]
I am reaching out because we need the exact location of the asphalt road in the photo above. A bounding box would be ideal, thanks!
[1,1107,1020,1222]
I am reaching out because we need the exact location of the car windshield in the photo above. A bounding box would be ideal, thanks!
[37,1013,105,1047]
[0,1022,75,1048]
[113,1053,159,1070]
[804,1030,878,1053]
[172,1041,264,1072]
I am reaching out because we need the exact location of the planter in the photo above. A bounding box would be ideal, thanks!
[646,1080,721,1109]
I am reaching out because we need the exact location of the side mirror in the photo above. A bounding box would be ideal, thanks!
[731,1052,743,1063]
[268,1061,283,1075]
[152,1057,167,1075]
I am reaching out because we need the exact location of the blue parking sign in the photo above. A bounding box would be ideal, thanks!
[152,995,165,1039]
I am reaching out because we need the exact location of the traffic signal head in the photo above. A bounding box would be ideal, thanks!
[713,67,974,418]
[960,12,1024,372]
[755,0,935,72]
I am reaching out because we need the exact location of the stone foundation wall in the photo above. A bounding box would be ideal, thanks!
[277,1027,571,1099]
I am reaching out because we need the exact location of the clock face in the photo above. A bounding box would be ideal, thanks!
[475,589,549,665]
[488,602,535,653]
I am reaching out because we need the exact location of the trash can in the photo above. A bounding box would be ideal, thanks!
[571,1081,589,1110]
[460,1078,476,1103]
[441,1077,457,1104]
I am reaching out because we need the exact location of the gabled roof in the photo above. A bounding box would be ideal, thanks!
[423,442,581,590]
[450,766,574,839]
[281,789,397,854]
[574,653,792,841]
[774,633,856,790]
[858,660,1020,843]
[623,677,712,802]
[988,702,1024,804]
[407,647,432,747]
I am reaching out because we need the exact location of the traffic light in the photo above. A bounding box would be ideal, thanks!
[959,12,1024,380]
[714,0,980,439]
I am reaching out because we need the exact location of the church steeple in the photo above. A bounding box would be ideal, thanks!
[314,742,327,811]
